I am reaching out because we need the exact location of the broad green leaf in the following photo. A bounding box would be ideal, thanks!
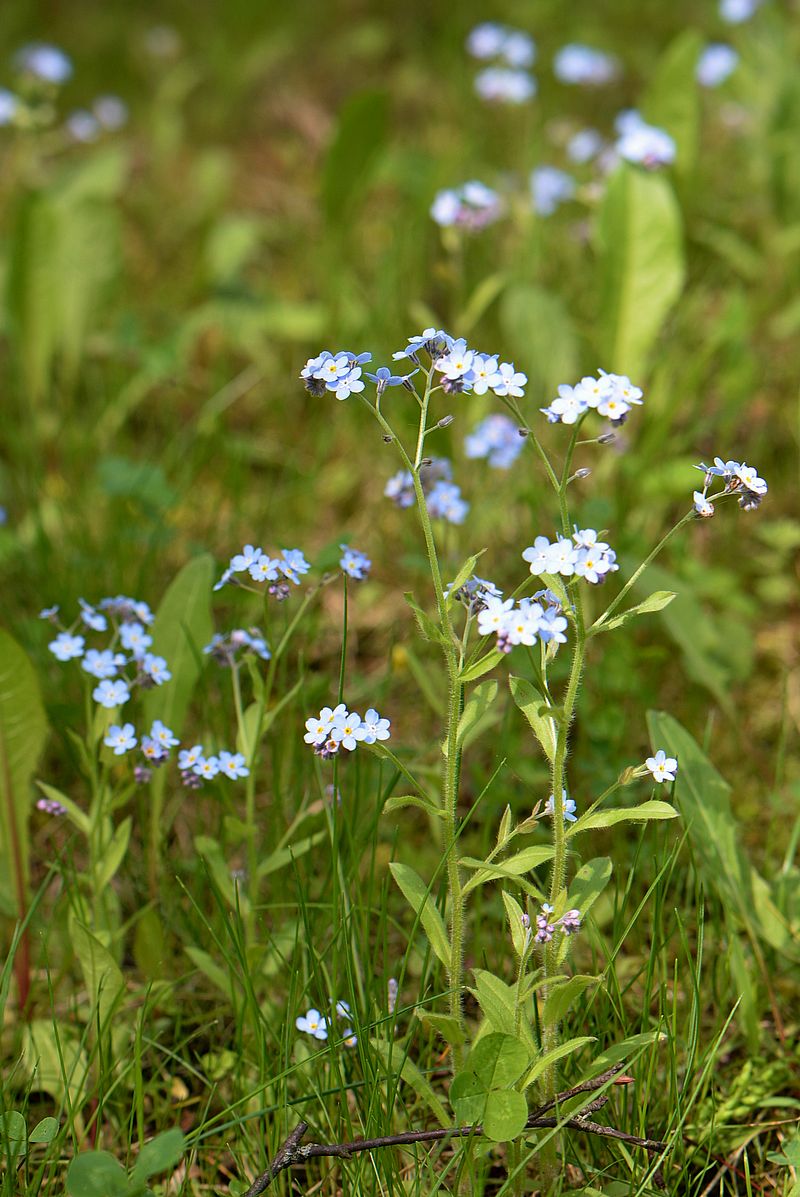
[641,30,703,180]
[597,164,685,378]
[23,1020,89,1108]
[459,648,505,684]
[595,591,677,634]
[95,817,132,892]
[509,676,557,763]
[451,1033,530,1141]
[143,555,214,735]
[447,680,498,755]
[415,1010,466,1046]
[66,1152,130,1197]
[647,711,799,958]
[36,783,89,835]
[389,862,450,968]
[567,857,612,919]
[542,975,601,1028]
[322,89,389,223]
[502,892,529,960]
[568,801,678,836]
[6,192,60,401]
[131,1128,185,1182]
[500,283,578,397]
[462,845,554,895]
[470,970,518,1037]
[522,1035,595,1089]
[0,1110,27,1160]
[371,1037,450,1128]
[68,916,125,1030]
[185,947,235,1000]
[29,1116,59,1144]
[0,631,47,920]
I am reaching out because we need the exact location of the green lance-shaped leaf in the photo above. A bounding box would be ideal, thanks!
[568,800,678,836]
[322,89,389,224]
[68,916,125,1031]
[443,679,498,756]
[389,862,450,968]
[445,551,486,603]
[462,845,554,895]
[0,630,47,920]
[541,975,602,1028]
[593,590,676,634]
[450,1032,531,1141]
[509,675,557,763]
[641,29,703,182]
[522,1035,596,1090]
[143,554,214,736]
[6,191,60,402]
[597,163,685,379]
[131,1128,185,1183]
[647,710,799,958]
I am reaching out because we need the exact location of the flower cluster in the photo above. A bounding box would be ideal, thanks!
[392,329,528,402]
[614,110,676,170]
[203,628,271,666]
[523,528,619,585]
[65,96,128,142]
[296,1000,357,1047]
[553,44,619,86]
[100,715,248,787]
[430,181,503,231]
[645,750,678,784]
[45,596,170,708]
[300,350,372,400]
[446,574,502,613]
[468,23,536,105]
[385,457,469,525]
[339,544,372,580]
[534,903,582,944]
[693,457,768,516]
[0,43,128,145]
[466,23,536,68]
[304,703,391,758]
[464,414,524,469]
[477,590,568,654]
[531,166,576,217]
[541,370,643,425]
[696,44,739,88]
[214,544,311,596]
[176,745,250,786]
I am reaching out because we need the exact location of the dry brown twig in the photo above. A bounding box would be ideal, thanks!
[241,1065,670,1196]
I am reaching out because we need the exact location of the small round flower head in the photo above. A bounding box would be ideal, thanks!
[615,114,676,169]
[546,384,589,425]
[335,999,351,1019]
[150,719,179,750]
[93,95,128,130]
[359,708,391,744]
[342,1029,358,1048]
[545,789,577,822]
[66,110,101,143]
[193,755,220,780]
[502,31,536,69]
[447,574,502,612]
[249,556,281,583]
[296,1008,328,1040]
[474,67,537,105]
[78,598,108,632]
[0,89,20,126]
[134,765,152,785]
[531,166,576,216]
[141,737,167,764]
[49,631,85,661]
[104,723,137,756]
[719,0,759,22]
[465,414,524,469]
[538,609,568,646]
[522,537,554,576]
[178,745,204,771]
[535,913,556,943]
[304,714,330,746]
[392,328,454,362]
[39,604,60,622]
[141,654,171,686]
[477,595,516,638]
[330,364,365,401]
[231,544,263,574]
[566,128,604,163]
[15,43,73,84]
[37,797,66,816]
[278,548,310,585]
[118,622,152,656]
[93,679,130,708]
[694,490,715,517]
[489,362,527,398]
[466,22,507,59]
[364,365,418,392]
[697,44,739,87]
[735,464,767,497]
[554,44,619,86]
[646,749,678,784]
[82,648,126,680]
[218,750,250,779]
[387,977,398,1013]
[99,595,154,625]
[331,711,364,752]
[430,181,504,232]
[559,909,582,934]
[339,545,371,581]
[384,469,416,508]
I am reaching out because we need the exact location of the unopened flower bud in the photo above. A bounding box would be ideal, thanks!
[597,431,616,445]
[437,414,454,428]
[569,468,591,483]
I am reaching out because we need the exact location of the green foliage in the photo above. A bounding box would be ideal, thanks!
[66,1130,184,1197]
[389,862,450,967]
[450,1033,530,1141]
[641,30,703,181]
[0,631,47,920]
[597,164,685,377]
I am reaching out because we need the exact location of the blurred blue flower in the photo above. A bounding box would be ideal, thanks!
[553,44,619,86]
[696,44,739,87]
[15,43,73,84]
[531,166,576,216]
